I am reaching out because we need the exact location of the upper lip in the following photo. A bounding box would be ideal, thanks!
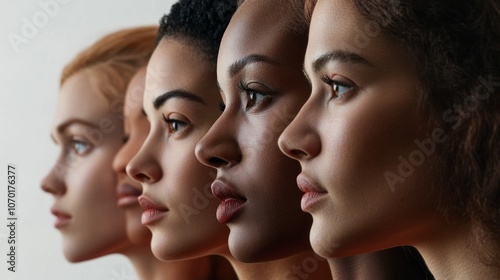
[117,181,142,198]
[138,195,168,211]
[296,173,327,194]
[50,207,71,219]
[211,179,246,202]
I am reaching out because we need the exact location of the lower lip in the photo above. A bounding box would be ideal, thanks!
[216,199,245,224]
[54,217,71,228]
[141,209,167,225]
[117,196,139,207]
[301,192,328,212]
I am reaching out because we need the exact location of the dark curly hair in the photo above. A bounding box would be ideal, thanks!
[305,0,499,264]
[351,0,500,262]
[156,0,237,64]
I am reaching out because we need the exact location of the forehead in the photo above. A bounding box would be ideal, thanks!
[144,38,214,100]
[218,0,297,67]
[53,71,111,130]
[306,0,359,58]
[306,0,410,72]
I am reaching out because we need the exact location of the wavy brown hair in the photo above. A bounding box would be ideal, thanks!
[309,0,500,262]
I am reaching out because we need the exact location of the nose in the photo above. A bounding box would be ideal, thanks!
[41,162,67,196]
[126,135,162,184]
[195,113,241,169]
[278,98,321,161]
[112,139,130,176]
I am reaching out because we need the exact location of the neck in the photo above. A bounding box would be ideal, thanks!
[125,246,213,280]
[416,222,500,280]
[328,247,431,279]
[226,251,331,280]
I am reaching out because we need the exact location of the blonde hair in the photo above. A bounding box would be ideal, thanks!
[60,26,157,103]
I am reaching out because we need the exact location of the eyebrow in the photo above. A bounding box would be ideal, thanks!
[51,119,101,143]
[312,50,373,73]
[56,119,100,133]
[229,54,279,78]
[153,89,206,110]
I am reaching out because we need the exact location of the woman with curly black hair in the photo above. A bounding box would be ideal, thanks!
[279,0,500,278]
[197,0,434,278]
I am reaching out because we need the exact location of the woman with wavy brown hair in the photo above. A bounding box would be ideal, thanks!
[280,0,500,279]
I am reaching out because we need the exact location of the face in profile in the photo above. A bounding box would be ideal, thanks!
[127,38,229,260]
[41,69,130,262]
[112,68,151,244]
[195,0,312,262]
[279,0,441,258]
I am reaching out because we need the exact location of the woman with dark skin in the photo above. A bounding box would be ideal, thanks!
[196,0,431,279]
[279,0,499,279]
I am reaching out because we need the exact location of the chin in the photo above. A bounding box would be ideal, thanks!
[63,248,95,263]
[309,220,342,259]
[227,226,292,263]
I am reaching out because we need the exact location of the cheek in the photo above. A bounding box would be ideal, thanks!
[164,141,217,203]
[318,90,425,200]
[68,148,121,219]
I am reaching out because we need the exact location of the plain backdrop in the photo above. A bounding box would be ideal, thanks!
[0,1,176,279]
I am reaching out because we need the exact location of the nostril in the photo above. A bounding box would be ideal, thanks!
[208,157,228,167]
[290,149,308,159]
[134,173,151,183]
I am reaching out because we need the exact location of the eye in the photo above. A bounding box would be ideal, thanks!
[70,139,92,155]
[321,75,354,100]
[163,114,188,135]
[238,82,272,111]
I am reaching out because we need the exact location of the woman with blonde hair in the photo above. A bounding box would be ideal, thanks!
[41,26,222,280]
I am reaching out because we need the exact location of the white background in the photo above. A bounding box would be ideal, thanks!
[0,1,176,279]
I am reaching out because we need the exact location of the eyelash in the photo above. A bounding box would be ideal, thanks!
[163,115,188,135]
[321,75,354,101]
[238,81,272,111]
[69,139,92,156]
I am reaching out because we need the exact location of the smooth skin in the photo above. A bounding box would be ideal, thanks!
[278,0,457,278]
[113,67,218,280]
[279,0,500,279]
[195,0,332,279]
[41,69,131,262]
[127,39,230,261]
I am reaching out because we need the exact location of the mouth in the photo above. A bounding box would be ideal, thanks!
[296,174,328,212]
[211,179,246,224]
[138,196,168,225]
[50,207,72,229]
[117,183,142,207]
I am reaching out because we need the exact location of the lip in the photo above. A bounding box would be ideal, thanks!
[138,196,168,225]
[50,207,72,229]
[211,179,246,224]
[117,182,142,207]
[296,174,328,212]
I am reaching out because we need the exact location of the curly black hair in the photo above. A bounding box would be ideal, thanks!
[156,0,237,63]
